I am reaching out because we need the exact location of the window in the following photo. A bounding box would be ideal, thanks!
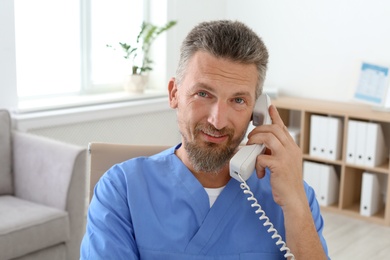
[14,0,145,100]
[89,0,144,91]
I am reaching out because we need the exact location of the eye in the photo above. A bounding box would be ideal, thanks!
[197,91,208,98]
[234,97,245,104]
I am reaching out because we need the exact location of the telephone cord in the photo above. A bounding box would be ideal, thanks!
[238,174,295,260]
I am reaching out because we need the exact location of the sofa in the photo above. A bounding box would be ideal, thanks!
[0,109,87,260]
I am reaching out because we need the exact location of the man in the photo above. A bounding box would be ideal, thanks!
[81,20,329,259]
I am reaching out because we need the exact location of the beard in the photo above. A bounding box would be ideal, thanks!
[182,123,246,174]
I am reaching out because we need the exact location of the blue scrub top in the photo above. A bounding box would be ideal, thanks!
[81,144,329,259]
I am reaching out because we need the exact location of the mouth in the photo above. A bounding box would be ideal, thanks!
[201,130,229,144]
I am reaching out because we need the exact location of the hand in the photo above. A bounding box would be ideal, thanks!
[248,105,327,259]
[247,104,305,208]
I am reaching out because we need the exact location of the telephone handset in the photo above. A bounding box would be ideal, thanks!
[229,94,295,259]
[230,93,272,182]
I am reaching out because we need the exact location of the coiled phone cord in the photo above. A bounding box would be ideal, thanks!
[238,174,295,260]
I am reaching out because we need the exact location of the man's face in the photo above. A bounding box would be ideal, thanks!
[169,51,258,174]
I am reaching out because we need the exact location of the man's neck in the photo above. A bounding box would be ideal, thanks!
[191,165,231,188]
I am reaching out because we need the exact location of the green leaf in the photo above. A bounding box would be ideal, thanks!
[108,20,177,74]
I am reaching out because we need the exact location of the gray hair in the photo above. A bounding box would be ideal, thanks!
[175,20,269,98]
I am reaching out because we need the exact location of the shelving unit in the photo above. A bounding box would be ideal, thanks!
[273,96,390,225]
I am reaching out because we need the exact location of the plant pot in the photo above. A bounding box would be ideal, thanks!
[124,74,148,93]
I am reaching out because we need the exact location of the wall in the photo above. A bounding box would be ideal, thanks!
[14,98,181,148]
[167,0,390,102]
[0,0,18,109]
[166,0,227,81]
[27,110,180,148]
[226,0,390,101]
[6,1,390,109]
[4,1,390,146]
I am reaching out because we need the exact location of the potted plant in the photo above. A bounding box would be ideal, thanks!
[107,20,177,92]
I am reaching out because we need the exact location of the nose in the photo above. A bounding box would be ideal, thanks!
[207,100,229,130]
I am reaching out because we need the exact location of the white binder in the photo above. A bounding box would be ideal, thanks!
[310,115,343,160]
[347,120,388,167]
[303,161,320,201]
[346,120,358,164]
[318,164,339,206]
[365,122,388,167]
[318,116,328,158]
[325,117,343,160]
[360,172,382,216]
[309,115,322,157]
[355,121,367,166]
[303,161,339,206]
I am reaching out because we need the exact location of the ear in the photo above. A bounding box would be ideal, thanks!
[168,77,178,109]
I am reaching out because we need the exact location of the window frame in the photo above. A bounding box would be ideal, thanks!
[15,0,153,102]
[82,0,150,94]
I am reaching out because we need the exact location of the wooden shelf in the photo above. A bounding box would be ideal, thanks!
[273,96,390,123]
[302,154,343,166]
[345,160,390,175]
[273,96,390,225]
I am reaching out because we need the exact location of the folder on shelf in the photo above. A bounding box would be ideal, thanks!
[326,117,343,160]
[303,161,320,199]
[309,115,322,157]
[360,172,382,216]
[318,163,339,206]
[355,121,367,166]
[346,120,358,164]
[346,120,388,167]
[318,164,339,206]
[310,115,343,160]
[318,116,328,159]
[365,122,388,167]
[303,161,339,206]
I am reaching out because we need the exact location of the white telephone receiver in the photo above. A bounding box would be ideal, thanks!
[229,94,295,259]
[230,93,272,182]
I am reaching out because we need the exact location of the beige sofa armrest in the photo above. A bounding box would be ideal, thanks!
[12,131,86,211]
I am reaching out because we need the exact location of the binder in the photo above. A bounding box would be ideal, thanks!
[355,121,367,166]
[318,116,328,158]
[310,115,343,160]
[365,122,388,167]
[309,115,322,157]
[346,120,388,167]
[303,161,320,200]
[360,172,382,216]
[303,161,339,206]
[325,117,343,160]
[318,164,339,206]
[346,120,358,164]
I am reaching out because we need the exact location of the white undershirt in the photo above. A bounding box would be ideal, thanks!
[204,186,226,207]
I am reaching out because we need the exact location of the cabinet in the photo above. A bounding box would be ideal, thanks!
[273,96,390,225]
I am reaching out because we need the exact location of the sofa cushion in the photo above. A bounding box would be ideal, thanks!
[0,195,70,260]
[0,109,13,195]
